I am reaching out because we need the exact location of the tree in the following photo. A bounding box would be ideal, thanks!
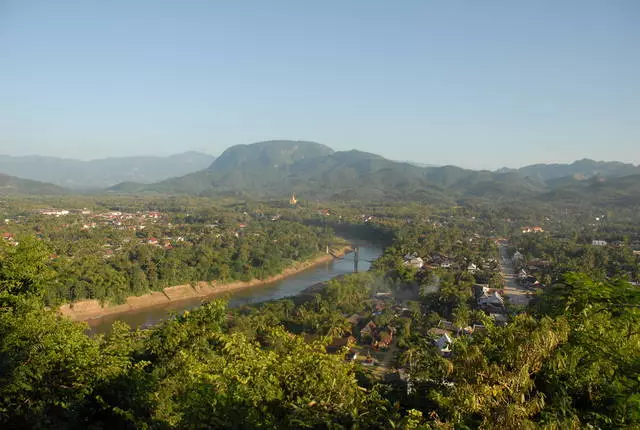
[0,236,54,301]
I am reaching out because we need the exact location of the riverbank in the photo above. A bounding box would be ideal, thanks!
[59,246,352,322]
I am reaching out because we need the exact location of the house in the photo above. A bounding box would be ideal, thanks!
[472,324,487,333]
[360,321,377,339]
[430,252,456,262]
[478,291,504,308]
[521,226,544,234]
[438,319,455,331]
[592,240,608,246]
[404,256,424,269]
[434,333,453,357]
[467,263,477,272]
[375,329,394,349]
[346,314,362,326]
[147,237,159,245]
[39,209,69,217]
[428,327,452,337]
[360,321,395,349]
[325,336,356,354]
[473,284,489,300]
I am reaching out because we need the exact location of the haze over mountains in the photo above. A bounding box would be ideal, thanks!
[2,140,639,204]
[0,152,215,190]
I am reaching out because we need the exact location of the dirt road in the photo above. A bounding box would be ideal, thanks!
[499,245,532,306]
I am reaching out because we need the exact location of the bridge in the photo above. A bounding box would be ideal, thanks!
[327,244,376,273]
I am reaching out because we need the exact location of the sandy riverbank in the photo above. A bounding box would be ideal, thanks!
[58,246,352,322]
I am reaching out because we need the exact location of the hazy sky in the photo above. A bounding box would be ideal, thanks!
[1,1,638,169]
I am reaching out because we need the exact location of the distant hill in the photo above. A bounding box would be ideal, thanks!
[101,141,640,206]
[210,140,333,172]
[0,152,215,189]
[0,173,67,195]
[499,159,640,182]
[541,174,640,205]
[119,141,473,201]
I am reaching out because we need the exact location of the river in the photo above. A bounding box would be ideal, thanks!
[88,240,383,335]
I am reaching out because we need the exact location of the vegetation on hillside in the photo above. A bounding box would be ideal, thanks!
[113,141,640,205]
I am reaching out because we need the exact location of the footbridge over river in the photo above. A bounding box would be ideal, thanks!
[328,241,378,272]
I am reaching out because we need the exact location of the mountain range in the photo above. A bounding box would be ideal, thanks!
[2,140,639,205]
[0,152,215,189]
[106,140,640,204]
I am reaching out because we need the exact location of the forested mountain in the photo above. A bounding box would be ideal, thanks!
[0,151,215,189]
[542,174,640,205]
[210,140,333,171]
[114,140,640,205]
[5,140,639,205]
[500,158,640,181]
[0,173,66,195]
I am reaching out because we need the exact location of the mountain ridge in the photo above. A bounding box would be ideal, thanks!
[0,173,67,195]
[0,151,215,189]
[109,140,640,204]
[5,140,639,205]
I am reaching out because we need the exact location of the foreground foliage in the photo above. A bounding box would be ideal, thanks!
[1,215,639,428]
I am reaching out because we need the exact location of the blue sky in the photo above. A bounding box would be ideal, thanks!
[1,0,638,169]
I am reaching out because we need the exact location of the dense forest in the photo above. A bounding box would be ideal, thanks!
[1,198,336,305]
[1,196,639,428]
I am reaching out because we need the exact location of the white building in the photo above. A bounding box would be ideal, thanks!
[39,209,69,217]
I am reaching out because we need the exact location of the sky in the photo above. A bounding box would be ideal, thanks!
[1,1,638,169]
